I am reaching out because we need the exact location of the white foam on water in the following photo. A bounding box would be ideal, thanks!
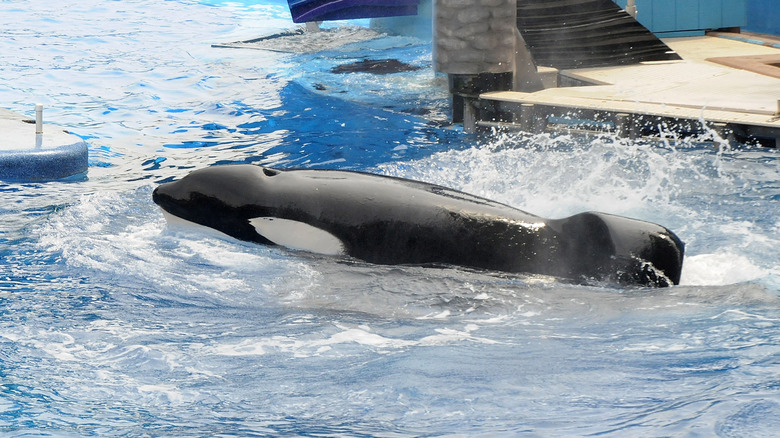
[207,320,501,359]
[209,325,417,358]
[681,252,771,286]
[382,132,700,219]
[418,325,501,346]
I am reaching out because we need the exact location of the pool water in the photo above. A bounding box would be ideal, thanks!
[2,1,779,436]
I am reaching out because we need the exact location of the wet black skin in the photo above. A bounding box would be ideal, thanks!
[153,165,684,287]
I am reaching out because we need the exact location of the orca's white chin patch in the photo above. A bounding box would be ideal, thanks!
[160,210,234,239]
[161,210,199,229]
[249,217,346,256]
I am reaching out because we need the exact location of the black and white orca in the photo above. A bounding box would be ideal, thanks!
[152,165,684,287]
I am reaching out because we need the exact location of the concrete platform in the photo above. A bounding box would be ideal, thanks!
[1,108,89,181]
[475,34,780,147]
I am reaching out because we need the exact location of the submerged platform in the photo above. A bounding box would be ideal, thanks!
[0,108,88,181]
[473,34,780,147]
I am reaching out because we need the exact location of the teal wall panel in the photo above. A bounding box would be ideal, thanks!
[721,0,747,30]
[652,0,678,31]
[613,0,747,34]
[699,1,721,29]
[745,0,780,35]
[675,0,699,30]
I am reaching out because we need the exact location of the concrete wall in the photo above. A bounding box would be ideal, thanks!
[433,0,517,74]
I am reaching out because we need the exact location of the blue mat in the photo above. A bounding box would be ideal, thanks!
[287,0,419,23]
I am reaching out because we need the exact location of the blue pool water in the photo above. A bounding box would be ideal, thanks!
[2,1,780,436]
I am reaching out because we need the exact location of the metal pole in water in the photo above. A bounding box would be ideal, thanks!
[35,103,43,134]
[35,103,44,148]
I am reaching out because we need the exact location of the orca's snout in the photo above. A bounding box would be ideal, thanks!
[152,182,171,208]
[151,185,162,205]
[152,180,185,216]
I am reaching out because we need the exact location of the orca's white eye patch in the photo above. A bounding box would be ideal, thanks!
[248,217,346,255]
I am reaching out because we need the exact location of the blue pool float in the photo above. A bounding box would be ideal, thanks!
[0,106,88,182]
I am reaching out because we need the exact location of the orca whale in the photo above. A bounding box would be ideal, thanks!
[152,165,684,287]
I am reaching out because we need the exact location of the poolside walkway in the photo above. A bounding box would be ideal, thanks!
[477,33,780,146]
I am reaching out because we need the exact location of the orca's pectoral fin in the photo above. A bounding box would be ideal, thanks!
[248,217,346,256]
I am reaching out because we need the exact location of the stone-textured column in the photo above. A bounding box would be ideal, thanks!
[434,0,518,123]
[434,0,517,75]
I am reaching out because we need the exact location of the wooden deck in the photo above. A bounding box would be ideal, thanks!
[474,35,780,146]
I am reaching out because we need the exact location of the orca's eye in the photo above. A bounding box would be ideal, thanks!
[263,168,280,177]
